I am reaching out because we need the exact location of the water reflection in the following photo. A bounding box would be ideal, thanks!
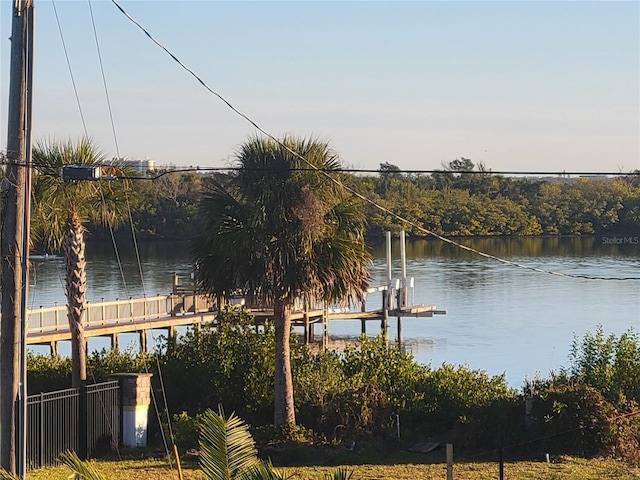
[26,237,640,388]
[371,236,640,259]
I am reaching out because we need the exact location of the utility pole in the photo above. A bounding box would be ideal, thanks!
[1,0,33,476]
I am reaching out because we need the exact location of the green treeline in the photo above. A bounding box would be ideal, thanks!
[89,161,640,242]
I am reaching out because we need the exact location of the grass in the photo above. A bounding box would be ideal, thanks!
[23,449,640,480]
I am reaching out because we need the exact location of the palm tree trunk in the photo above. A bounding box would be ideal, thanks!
[273,298,295,426]
[64,210,87,388]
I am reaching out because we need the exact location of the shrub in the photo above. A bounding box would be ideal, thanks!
[157,306,276,425]
[532,384,617,457]
[27,352,72,393]
[406,363,516,435]
[561,326,640,406]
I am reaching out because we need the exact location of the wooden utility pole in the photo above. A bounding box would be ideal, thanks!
[1,0,33,475]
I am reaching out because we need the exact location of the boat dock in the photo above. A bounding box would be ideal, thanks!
[26,288,445,355]
[27,230,445,354]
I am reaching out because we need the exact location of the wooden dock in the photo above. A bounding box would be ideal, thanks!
[25,290,445,355]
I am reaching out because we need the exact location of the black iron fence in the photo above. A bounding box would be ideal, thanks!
[26,381,120,470]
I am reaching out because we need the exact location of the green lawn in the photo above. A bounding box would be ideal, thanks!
[24,453,640,480]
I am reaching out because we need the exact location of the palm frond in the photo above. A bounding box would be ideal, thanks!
[199,407,260,480]
[59,451,106,480]
[0,469,19,480]
[323,467,354,480]
[239,460,293,480]
[31,137,135,251]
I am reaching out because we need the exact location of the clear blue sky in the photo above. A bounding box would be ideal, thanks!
[1,0,639,172]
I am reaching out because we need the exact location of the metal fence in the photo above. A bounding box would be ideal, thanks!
[26,381,120,470]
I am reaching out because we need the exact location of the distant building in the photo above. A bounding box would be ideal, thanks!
[120,158,156,174]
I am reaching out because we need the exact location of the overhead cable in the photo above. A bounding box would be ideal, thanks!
[110,0,640,282]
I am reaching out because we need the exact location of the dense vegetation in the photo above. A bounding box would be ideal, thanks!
[86,160,640,242]
[9,154,640,466]
[27,309,640,463]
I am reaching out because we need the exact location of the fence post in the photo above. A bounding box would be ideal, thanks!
[446,443,453,480]
[78,383,88,460]
[38,392,44,468]
[499,446,504,480]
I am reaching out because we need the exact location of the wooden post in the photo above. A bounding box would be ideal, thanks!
[139,330,147,353]
[381,290,389,346]
[1,1,33,474]
[446,443,453,480]
[50,341,58,357]
[110,333,119,352]
[383,231,391,347]
[499,447,504,480]
[322,307,328,350]
[303,304,310,345]
[361,318,366,336]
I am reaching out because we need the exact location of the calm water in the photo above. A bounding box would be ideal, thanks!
[27,237,640,388]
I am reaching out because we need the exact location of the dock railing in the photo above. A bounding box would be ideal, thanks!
[26,294,216,334]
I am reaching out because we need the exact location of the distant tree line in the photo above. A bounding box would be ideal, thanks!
[59,159,640,243]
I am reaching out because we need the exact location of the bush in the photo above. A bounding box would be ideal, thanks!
[157,306,277,425]
[403,363,516,437]
[560,326,640,406]
[170,411,202,450]
[27,349,150,394]
[27,352,72,393]
[531,383,618,457]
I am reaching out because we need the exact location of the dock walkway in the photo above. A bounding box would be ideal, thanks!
[26,289,445,354]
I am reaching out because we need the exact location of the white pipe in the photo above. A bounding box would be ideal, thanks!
[400,230,407,308]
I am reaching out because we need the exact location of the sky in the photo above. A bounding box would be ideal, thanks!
[1,0,639,173]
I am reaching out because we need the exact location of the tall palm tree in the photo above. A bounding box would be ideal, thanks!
[192,136,371,425]
[31,138,132,387]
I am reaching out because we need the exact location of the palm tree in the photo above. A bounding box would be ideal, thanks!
[31,138,132,387]
[192,136,371,425]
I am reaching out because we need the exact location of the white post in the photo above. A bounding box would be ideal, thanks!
[385,231,392,293]
[383,232,392,344]
[110,373,153,447]
[400,230,407,308]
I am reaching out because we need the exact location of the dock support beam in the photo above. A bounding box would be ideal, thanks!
[110,333,118,352]
[49,341,57,357]
[383,231,391,347]
[381,289,389,346]
[322,308,328,351]
[303,307,310,345]
[139,330,147,353]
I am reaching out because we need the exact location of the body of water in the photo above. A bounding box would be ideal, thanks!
[27,237,640,389]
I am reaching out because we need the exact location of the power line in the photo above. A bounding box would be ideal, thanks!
[108,0,640,282]
[10,158,640,178]
[86,0,179,470]
[51,0,88,136]
[72,166,640,180]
